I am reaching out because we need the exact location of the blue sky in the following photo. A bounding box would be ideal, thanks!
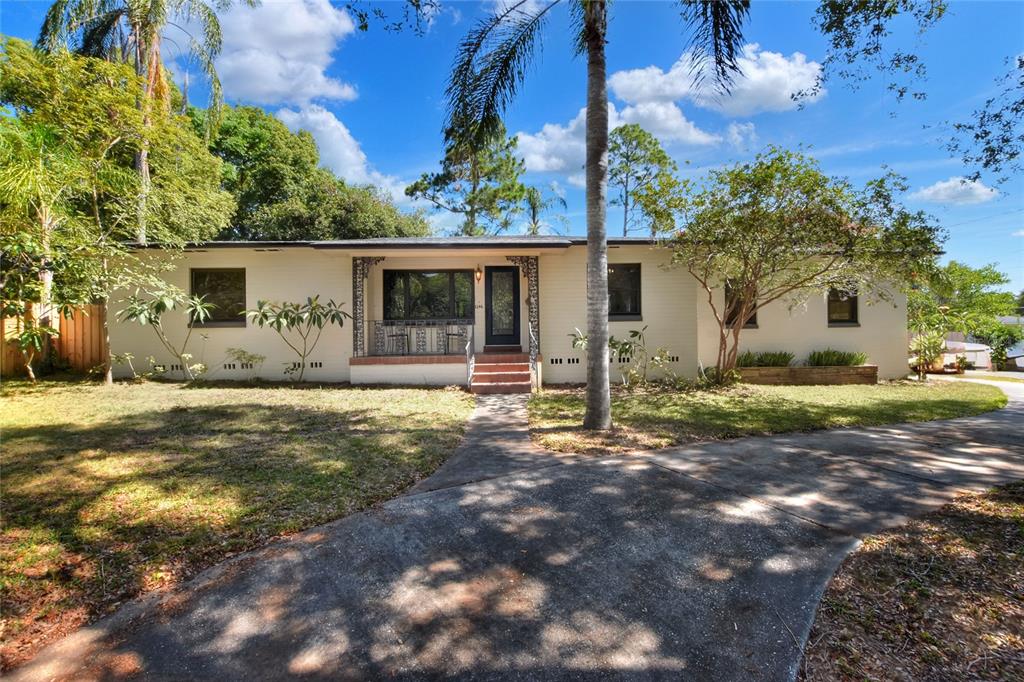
[3,0,1022,291]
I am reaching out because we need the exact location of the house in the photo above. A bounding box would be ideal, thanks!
[108,236,909,391]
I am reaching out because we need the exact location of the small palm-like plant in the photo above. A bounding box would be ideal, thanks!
[245,297,350,381]
[118,286,214,380]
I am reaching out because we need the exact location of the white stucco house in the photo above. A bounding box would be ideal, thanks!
[109,236,909,391]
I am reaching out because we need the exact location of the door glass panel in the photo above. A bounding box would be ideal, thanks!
[491,271,515,337]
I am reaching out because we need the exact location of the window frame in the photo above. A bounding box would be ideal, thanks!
[608,262,642,321]
[382,269,476,322]
[189,268,246,328]
[827,288,859,327]
[724,280,758,329]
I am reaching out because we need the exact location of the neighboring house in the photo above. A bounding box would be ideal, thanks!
[108,236,909,391]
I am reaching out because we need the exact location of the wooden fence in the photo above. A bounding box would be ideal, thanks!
[1,304,108,378]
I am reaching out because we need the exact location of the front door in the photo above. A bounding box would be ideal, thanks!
[485,266,520,347]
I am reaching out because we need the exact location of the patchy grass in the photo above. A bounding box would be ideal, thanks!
[529,381,1006,454]
[947,374,1024,385]
[0,380,474,670]
[801,482,1024,681]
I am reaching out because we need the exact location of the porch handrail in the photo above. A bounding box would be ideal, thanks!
[465,324,475,388]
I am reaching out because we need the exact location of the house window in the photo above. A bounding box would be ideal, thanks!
[190,269,246,326]
[608,263,641,319]
[725,280,757,328]
[827,288,859,326]
[383,270,474,320]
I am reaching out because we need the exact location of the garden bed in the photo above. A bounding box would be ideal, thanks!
[739,364,878,385]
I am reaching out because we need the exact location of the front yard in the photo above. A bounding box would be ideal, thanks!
[0,381,474,670]
[529,381,1007,453]
[801,482,1024,681]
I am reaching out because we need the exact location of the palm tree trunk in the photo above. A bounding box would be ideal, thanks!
[582,0,611,431]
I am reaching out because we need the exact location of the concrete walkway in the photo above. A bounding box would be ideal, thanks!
[13,382,1024,681]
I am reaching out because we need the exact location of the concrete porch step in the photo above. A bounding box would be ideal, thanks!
[470,381,532,394]
[472,370,531,384]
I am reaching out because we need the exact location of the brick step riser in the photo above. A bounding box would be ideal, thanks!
[474,353,529,363]
[473,363,530,373]
[472,372,531,384]
[470,383,532,395]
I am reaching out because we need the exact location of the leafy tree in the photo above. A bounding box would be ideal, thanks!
[973,321,1023,370]
[661,146,941,373]
[245,297,350,381]
[406,121,527,235]
[908,261,1017,335]
[445,0,750,430]
[1018,289,1024,314]
[608,124,677,237]
[117,286,214,381]
[522,184,566,235]
[37,0,256,242]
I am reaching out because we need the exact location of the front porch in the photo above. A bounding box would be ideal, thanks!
[348,253,542,390]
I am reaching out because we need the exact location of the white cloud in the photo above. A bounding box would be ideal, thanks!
[212,0,357,106]
[909,176,999,205]
[608,43,824,117]
[1011,229,1024,237]
[516,102,717,174]
[726,122,757,151]
[276,105,410,203]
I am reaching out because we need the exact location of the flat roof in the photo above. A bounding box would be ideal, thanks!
[172,235,659,250]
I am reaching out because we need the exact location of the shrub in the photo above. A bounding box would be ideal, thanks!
[737,350,795,367]
[807,348,869,367]
[909,330,946,380]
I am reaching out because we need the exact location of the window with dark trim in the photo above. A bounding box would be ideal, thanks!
[383,270,474,321]
[190,268,246,327]
[608,263,641,319]
[725,280,757,328]
[827,288,859,325]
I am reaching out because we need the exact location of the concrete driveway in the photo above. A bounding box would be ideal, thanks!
[14,382,1024,681]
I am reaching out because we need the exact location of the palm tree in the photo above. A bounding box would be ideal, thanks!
[37,0,257,243]
[523,184,567,235]
[447,0,749,429]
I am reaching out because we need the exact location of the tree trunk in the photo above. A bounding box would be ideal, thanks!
[582,0,611,431]
[100,298,113,384]
[622,178,629,237]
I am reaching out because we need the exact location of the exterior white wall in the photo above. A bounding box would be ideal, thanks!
[696,285,910,379]
[350,362,467,385]
[538,245,699,384]
[108,248,353,382]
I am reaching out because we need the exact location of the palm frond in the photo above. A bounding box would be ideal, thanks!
[446,0,560,145]
[37,0,103,51]
[78,9,128,59]
[678,0,751,92]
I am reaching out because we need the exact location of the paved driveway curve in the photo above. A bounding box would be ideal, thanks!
[14,382,1024,681]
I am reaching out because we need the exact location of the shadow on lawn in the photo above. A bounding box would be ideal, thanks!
[1,402,461,670]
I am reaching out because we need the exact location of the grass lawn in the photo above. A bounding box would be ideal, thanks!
[947,373,1024,384]
[800,482,1024,681]
[529,381,1007,453]
[0,380,474,670]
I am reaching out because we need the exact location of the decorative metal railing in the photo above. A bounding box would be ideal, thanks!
[465,324,476,387]
[357,319,474,357]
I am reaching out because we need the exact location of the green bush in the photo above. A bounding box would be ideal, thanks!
[737,350,795,367]
[807,348,869,366]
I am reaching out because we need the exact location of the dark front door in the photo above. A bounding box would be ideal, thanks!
[485,266,520,346]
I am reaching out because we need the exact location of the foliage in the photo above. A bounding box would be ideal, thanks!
[973,321,1024,369]
[948,56,1023,184]
[191,104,429,240]
[522,184,567,235]
[910,330,946,380]
[225,347,266,380]
[807,0,948,104]
[737,350,795,367]
[117,286,213,380]
[405,121,526,235]
[245,297,350,381]
[664,146,941,373]
[608,124,677,237]
[807,348,869,367]
[908,260,1017,335]
[571,325,675,387]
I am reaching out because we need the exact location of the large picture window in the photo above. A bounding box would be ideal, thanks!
[608,263,642,319]
[384,270,474,321]
[827,288,859,325]
[190,268,245,326]
[725,280,757,328]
